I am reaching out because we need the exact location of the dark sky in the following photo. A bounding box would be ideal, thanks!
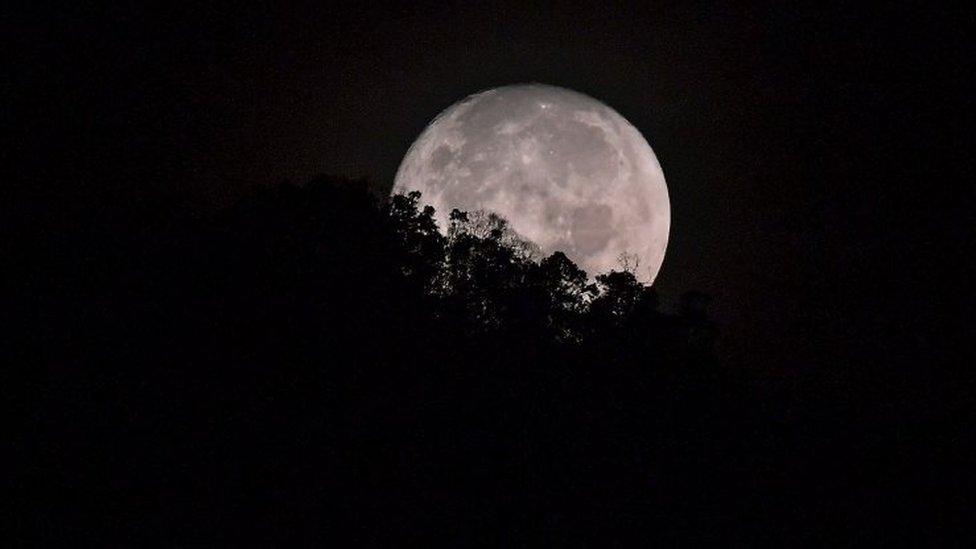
[13,2,972,373]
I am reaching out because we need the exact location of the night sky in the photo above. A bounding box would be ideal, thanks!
[12,2,972,373]
[9,2,976,543]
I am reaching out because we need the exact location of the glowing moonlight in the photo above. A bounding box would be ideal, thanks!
[393,84,670,284]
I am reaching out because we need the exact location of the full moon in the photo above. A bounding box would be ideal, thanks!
[393,84,670,284]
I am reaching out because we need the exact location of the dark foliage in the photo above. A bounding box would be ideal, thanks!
[10,176,968,545]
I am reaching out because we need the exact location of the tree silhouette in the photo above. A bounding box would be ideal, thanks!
[11,175,954,545]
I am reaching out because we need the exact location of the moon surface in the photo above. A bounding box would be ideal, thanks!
[393,84,670,284]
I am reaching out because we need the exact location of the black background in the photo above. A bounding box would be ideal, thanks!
[7,1,975,542]
[11,1,972,373]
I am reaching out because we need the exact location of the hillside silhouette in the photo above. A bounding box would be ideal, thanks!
[11,175,967,544]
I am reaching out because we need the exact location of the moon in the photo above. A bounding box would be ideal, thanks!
[393,84,670,284]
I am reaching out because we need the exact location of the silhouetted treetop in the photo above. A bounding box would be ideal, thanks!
[14,174,957,546]
[377,187,711,349]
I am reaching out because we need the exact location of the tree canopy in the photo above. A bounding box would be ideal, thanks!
[10,176,952,545]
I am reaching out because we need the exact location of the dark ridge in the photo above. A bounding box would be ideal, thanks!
[10,175,967,545]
